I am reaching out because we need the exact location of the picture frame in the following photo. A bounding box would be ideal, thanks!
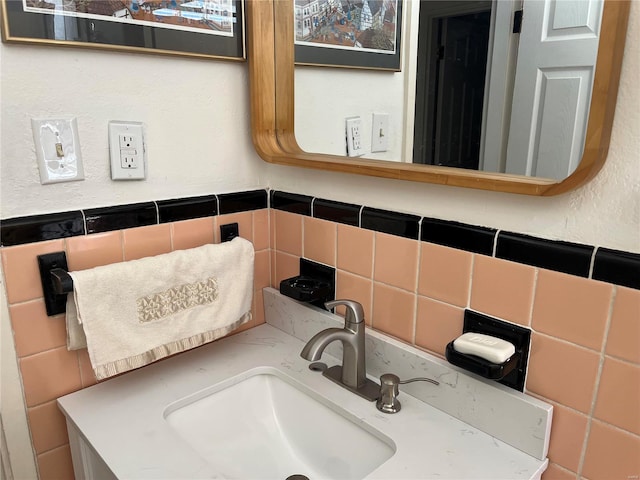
[1,0,244,61]
[294,0,402,71]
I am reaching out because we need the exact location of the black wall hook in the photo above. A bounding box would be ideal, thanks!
[37,252,74,316]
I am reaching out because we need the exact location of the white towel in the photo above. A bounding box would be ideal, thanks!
[66,237,254,380]
[65,296,87,350]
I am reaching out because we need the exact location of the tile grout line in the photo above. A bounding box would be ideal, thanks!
[532,329,607,355]
[521,268,540,395]
[527,268,540,328]
[492,229,501,257]
[576,284,618,477]
[411,220,424,345]
[467,254,476,309]
[79,209,87,236]
[119,230,126,263]
[588,245,599,280]
[153,201,160,225]
[33,441,71,458]
[370,230,377,330]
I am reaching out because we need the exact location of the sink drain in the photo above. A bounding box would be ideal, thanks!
[285,475,309,480]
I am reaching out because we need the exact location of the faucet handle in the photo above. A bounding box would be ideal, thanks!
[376,373,439,414]
[325,299,365,325]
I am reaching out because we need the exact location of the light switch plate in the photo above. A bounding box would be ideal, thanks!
[31,118,84,184]
[371,113,389,152]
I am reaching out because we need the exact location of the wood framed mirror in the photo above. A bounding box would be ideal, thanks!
[246,0,630,196]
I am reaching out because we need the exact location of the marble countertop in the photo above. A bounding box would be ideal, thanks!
[58,302,548,479]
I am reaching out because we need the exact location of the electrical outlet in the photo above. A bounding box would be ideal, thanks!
[345,116,365,157]
[109,121,145,180]
[121,154,138,169]
[371,113,389,152]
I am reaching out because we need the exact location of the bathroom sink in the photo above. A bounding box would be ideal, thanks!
[164,367,395,480]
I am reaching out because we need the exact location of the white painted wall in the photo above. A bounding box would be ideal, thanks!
[3,8,635,253]
[275,1,640,254]
[0,45,267,219]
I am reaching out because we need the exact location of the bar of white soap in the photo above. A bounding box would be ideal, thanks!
[453,332,516,364]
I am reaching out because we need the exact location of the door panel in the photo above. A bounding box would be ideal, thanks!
[506,0,603,178]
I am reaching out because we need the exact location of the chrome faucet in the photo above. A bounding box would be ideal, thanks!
[301,299,379,401]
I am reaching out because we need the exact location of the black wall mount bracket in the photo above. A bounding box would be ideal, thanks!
[37,252,73,316]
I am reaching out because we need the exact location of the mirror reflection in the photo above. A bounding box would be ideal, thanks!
[294,0,604,180]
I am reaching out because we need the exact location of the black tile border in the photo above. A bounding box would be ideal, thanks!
[218,189,268,215]
[84,202,158,234]
[361,207,421,240]
[313,198,361,226]
[496,232,594,278]
[157,195,218,223]
[270,191,313,216]
[1,189,638,291]
[593,248,640,290]
[422,218,496,255]
[0,189,270,246]
[0,211,85,246]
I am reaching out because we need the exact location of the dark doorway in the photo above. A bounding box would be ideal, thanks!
[413,6,491,169]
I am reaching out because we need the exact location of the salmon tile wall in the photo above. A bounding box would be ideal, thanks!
[272,212,640,480]
[1,209,271,480]
[3,205,638,480]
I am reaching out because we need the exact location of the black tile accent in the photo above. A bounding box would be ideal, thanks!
[313,198,361,226]
[218,189,268,214]
[0,211,84,246]
[157,195,218,223]
[220,222,239,242]
[593,248,640,290]
[37,252,70,316]
[270,191,313,216]
[462,310,531,392]
[361,207,420,239]
[496,232,593,277]
[300,258,336,310]
[84,202,157,234]
[421,218,496,255]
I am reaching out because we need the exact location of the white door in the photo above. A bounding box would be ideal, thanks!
[505,0,603,179]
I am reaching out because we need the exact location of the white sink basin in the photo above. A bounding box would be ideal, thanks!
[163,367,395,480]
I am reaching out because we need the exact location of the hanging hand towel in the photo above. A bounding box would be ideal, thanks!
[67,237,254,380]
[65,296,87,350]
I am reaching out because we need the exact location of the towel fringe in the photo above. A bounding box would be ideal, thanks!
[93,311,252,380]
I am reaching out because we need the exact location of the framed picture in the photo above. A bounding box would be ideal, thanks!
[294,0,402,71]
[1,0,244,61]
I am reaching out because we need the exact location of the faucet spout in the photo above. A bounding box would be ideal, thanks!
[299,300,378,401]
[300,328,352,362]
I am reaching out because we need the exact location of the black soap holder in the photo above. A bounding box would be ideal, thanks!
[280,276,331,303]
[279,258,336,310]
[444,310,532,392]
[445,342,519,380]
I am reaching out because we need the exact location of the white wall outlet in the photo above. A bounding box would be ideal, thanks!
[31,118,85,184]
[346,116,365,157]
[108,121,146,180]
[371,113,389,153]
